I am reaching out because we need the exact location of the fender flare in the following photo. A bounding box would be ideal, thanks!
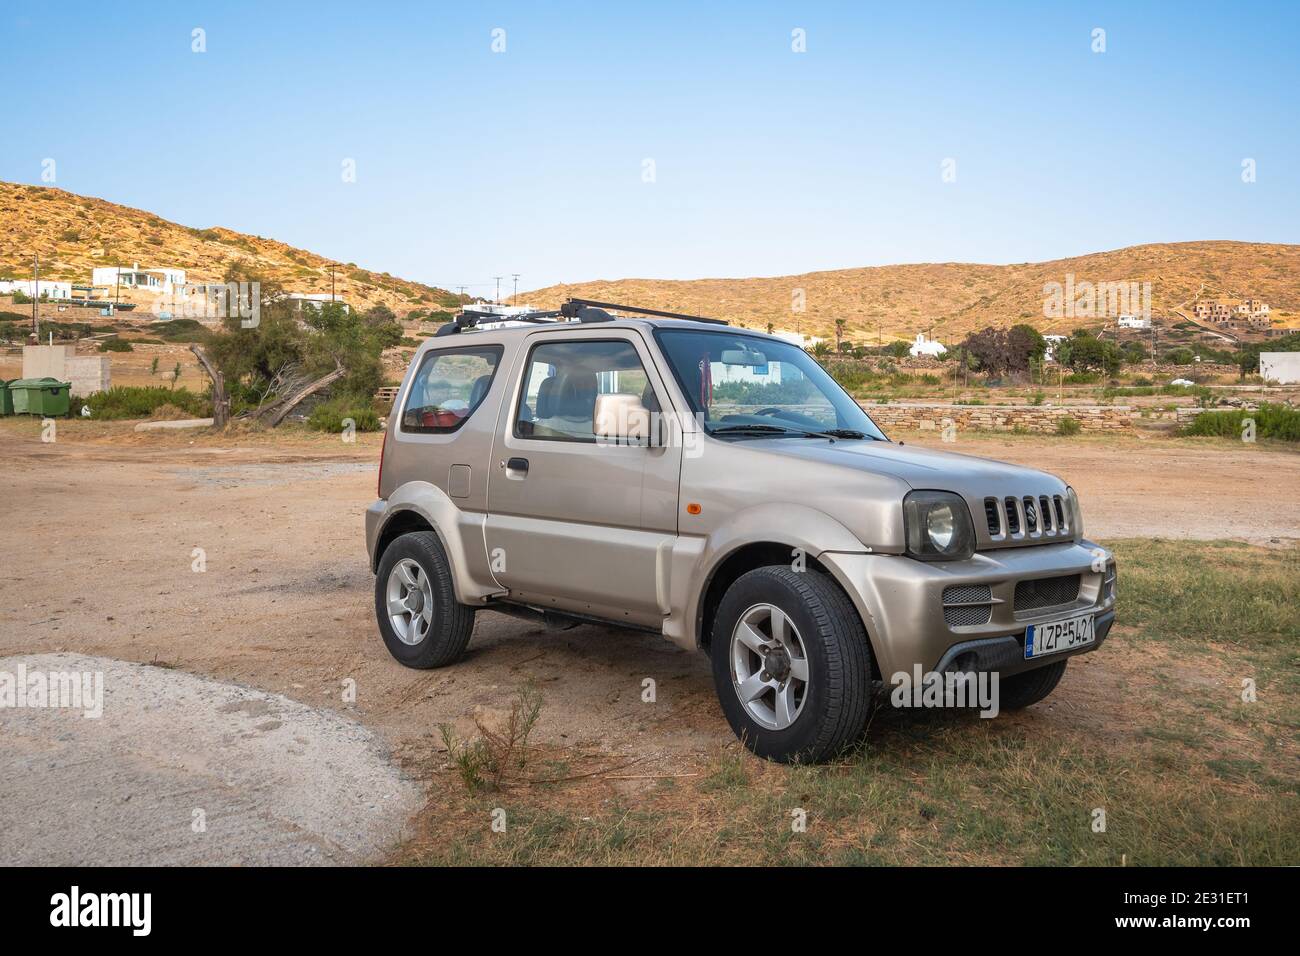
[672,502,876,649]
[372,481,501,604]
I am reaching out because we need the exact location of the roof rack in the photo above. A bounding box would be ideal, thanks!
[560,298,729,326]
[435,297,728,336]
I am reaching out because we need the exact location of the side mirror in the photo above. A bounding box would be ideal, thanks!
[594,393,653,445]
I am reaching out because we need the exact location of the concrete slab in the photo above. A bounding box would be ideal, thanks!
[0,653,422,866]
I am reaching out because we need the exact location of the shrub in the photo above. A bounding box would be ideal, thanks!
[152,318,210,342]
[1182,404,1300,442]
[1029,391,1046,406]
[98,338,133,352]
[306,395,383,433]
[83,386,211,420]
[1056,416,1082,436]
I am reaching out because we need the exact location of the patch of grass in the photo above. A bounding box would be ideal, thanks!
[1055,416,1081,436]
[1106,539,1298,650]
[1182,403,1300,442]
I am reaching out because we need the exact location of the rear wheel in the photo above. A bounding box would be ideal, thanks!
[374,531,475,668]
[710,567,872,763]
[999,659,1068,710]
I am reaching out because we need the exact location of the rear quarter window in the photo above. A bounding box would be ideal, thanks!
[400,345,503,434]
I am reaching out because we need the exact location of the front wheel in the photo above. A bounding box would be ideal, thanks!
[710,567,873,763]
[374,530,475,668]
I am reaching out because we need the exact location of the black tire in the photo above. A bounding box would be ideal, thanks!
[999,659,1068,710]
[710,567,873,764]
[374,530,475,669]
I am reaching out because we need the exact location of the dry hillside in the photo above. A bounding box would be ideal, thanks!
[0,181,460,314]
[522,241,1300,344]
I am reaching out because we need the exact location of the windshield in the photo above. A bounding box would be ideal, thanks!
[654,328,888,440]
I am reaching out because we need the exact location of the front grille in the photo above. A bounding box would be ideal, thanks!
[985,494,1071,541]
[1014,574,1081,612]
[943,584,993,627]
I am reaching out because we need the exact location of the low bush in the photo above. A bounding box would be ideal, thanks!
[1182,403,1300,442]
[152,318,211,342]
[98,338,134,352]
[1056,416,1082,436]
[306,395,383,433]
[82,386,211,420]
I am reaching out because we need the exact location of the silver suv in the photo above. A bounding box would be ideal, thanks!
[366,300,1117,762]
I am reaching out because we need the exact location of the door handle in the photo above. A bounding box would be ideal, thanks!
[505,457,529,476]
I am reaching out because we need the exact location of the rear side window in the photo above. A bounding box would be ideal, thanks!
[401,345,503,434]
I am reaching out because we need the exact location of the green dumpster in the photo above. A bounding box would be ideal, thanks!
[9,378,72,416]
[0,380,13,416]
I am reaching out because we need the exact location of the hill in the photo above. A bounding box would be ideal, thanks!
[0,181,460,314]
[520,241,1300,344]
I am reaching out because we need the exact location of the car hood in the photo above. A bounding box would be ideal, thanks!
[748,437,1062,490]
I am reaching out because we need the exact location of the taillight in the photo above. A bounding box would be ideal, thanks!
[377,425,389,498]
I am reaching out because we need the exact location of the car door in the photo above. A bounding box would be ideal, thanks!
[485,328,681,626]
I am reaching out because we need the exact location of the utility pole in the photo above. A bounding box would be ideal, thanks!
[511,273,520,305]
[31,253,39,341]
[492,276,503,304]
[455,285,468,302]
[331,264,336,302]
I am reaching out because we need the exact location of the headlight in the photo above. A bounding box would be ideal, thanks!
[1066,486,1084,537]
[903,490,975,561]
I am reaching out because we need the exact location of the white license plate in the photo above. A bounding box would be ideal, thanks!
[1025,613,1095,659]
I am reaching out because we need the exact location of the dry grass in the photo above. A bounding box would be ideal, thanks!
[397,540,1299,867]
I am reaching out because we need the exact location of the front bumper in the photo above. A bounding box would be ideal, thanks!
[820,539,1116,679]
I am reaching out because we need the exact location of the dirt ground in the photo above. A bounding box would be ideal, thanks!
[1,421,1296,863]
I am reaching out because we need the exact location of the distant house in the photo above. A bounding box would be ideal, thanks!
[0,279,72,300]
[1043,334,1068,362]
[1117,314,1151,329]
[91,263,187,295]
[1193,297,1270,331]
[279,293,350,314]
[908,332,946,357]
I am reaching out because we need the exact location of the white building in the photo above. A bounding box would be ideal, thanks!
[1043,334,1068,362]
[91,264,187,295]
[0,279,72,300]
[1259,352,1300,385]
[909,332,947,357]
[279,292,350,314]
[1117,314,1151,329]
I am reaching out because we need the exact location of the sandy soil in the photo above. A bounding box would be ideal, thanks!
[1,424,1296,863]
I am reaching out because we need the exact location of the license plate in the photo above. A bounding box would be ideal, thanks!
[1024,613,1095,659]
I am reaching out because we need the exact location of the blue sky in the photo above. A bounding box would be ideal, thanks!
[2,1,1297,296]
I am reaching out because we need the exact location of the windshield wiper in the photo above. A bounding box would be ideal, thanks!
[797,428,872,440]
[710,424,793,435]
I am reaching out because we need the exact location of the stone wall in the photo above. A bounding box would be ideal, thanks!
[863,402,1134,433]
